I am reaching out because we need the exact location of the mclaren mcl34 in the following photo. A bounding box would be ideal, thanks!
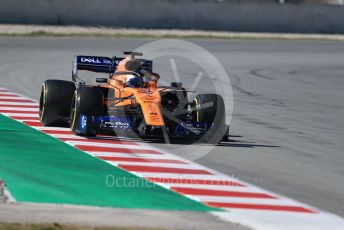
[39,52,229,143]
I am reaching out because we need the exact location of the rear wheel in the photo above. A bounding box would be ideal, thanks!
[192,94,227,143]
[70,86,104,136]
[39,80,75,126]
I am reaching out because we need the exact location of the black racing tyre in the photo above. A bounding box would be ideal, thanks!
[192,94,227,143]
[39,80,75,126]
[70,86,104,136]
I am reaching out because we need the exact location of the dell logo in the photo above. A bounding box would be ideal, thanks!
[81,57,101,64]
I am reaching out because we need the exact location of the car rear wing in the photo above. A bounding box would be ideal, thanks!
[72,55,153,82]
[72,56,114,82]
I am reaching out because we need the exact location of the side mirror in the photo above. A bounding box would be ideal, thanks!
[171,82,182,89]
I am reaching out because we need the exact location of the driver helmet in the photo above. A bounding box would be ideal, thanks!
[125,74,142,88]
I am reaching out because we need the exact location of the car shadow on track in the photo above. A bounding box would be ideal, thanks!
[142,135,280,148]
[218,136,280,148]
[91,134,279,148]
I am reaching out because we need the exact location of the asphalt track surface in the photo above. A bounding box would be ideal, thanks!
[0,37,343,218]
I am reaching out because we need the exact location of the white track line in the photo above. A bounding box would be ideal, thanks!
[196,196,302,206]
[65,141,156,150]
[0,107,39,111]
[15,119,39,122]
[0,96,24,100]
[0,101,38,106]
[1,113,39,117]
[158,183,256,192]
[134,172,233,180]
[48,134,87,139]
[138,172,241,181]
[105,161,200,169]
[33,126,71,131]
[85,150,161,155]
[92,152,184,160]
[0,92,20,96]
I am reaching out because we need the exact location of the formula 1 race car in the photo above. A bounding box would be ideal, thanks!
[39,52,229,143]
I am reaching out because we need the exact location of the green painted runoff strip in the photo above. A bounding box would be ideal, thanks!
[0,114,216,211]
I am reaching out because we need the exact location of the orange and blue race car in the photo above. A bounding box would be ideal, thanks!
[39,52,229,143]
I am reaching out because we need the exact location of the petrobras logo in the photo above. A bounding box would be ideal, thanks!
[114,121,130,129]
[105,117,132,130]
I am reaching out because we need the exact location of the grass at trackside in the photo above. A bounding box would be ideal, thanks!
[0,223,165,230]
[1,24,344,41]
[1,30,344,42]
[0,31,237,40]
[0,114,216,211]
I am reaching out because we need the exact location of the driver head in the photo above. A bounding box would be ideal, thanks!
[125,74,142,88]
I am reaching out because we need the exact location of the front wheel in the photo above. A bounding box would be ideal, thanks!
[192,94,227,143]
[70,86,104,136]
